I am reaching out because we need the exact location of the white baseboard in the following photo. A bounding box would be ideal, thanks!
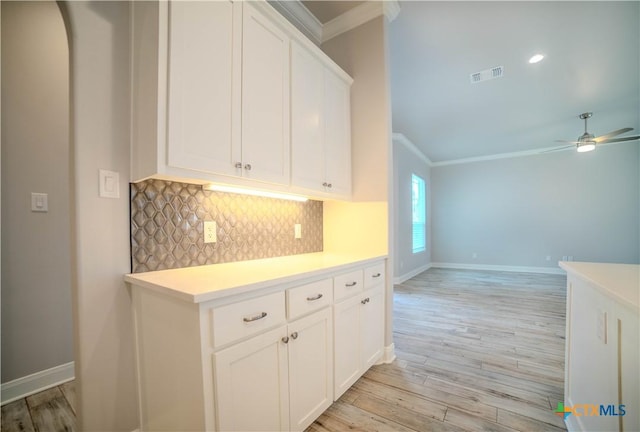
[393,263,432,284]
[1,361,75,405]
[380,343,396,364]
[430,262,565,275]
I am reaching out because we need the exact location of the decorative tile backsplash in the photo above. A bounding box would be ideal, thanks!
[130,179,323,273]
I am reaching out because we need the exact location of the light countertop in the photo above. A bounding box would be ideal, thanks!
[559,261,639,312]
[125,252,387,303]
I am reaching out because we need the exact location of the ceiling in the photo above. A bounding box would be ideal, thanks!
[303,1,640,163]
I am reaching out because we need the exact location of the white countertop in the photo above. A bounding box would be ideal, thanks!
[125,252,387,303]
[559,261,640,311]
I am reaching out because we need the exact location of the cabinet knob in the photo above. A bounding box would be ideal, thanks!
[235,162,242,169]
[244,164,252,171]
[290,332,299,340]
[281,336,289,344]
[322,182,328,187]
[327,183,332,188]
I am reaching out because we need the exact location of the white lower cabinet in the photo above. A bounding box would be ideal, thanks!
[334,284,384,399]
[214,308,333,432]
[130,258,386,432]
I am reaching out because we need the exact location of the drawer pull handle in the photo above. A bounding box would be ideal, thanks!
[281,336,289,344]
[345,281,357,287]
[244,163,252,171]
[361,297,370,305]
[234,162,242,169]
[372,273,382,278]
[243,312,267,323]
[291,332,299,340]
[306,293,323,301]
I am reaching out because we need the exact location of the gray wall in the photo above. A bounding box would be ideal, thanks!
[63,2,139,430]
[393,139,431,281]
[431,142,640,268]
[1,1,73,383]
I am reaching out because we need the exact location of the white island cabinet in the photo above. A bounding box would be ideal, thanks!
[560,262,639,432]
[125,253,386,432]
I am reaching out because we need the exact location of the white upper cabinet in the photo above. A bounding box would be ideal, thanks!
[291,41,353,199]
[241,3,290,185]
[131,1,351,198]
[166,1,241,177]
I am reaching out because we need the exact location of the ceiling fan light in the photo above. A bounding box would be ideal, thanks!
[577,142,595,152]
[528,54,545,64]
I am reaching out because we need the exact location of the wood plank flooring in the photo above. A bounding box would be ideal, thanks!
[1,381,76,432]
[1,268,567,432]
[308,268,567,432]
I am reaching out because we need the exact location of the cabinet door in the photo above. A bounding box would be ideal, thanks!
[361,285,385,370]
[333,295,362,399]
[323,70,352,198]
[288,308,333,432]
[214,326,290,432]
[241,3,290,185]
[291,42,325,192]
[166,1,241,176]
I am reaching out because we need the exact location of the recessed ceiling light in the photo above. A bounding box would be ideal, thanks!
[528,54,545,64]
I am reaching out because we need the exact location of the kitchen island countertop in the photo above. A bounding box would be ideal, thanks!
[559,261,639,311]
[125,252,387,303]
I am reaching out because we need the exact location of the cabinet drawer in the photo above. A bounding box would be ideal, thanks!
[287,279,333,320]
[212,291,286,348]
[334,269,363,301]
[364,263,385,290]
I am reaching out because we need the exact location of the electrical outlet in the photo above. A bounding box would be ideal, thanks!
[294,224,302,239]
[545,255,551,261]
[472,252,477,259]
[204,221,216,243]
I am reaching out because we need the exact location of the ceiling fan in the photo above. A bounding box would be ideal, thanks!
[553,112,639,153]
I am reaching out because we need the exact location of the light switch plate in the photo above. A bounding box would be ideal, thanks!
[99,169,120,199]
[31,192,48,212]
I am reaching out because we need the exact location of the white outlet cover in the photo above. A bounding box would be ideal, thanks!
[204,221,217,243]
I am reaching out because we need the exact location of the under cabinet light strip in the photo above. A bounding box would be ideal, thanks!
[204,184,308,202]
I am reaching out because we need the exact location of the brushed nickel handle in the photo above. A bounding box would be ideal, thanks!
[327,183,332,188]
[322,182,328,187]
[345,281,357,287]
[372,273,381,278]
[306,293,323,301]
[281,336,289,344]
[244,164,252,171]
[235,162,242,169]
[243,312,267,323]
[291,332,298,340]
[361,297,370,305]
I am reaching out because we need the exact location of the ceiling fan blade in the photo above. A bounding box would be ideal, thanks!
[599,135,640,144]
[554,139,580,144]
[594,127,634,142]
[540,145,575,153]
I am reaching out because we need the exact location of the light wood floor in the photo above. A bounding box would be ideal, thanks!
[1,269,567,432]
[308,268,567,432]
[1,381,76,432]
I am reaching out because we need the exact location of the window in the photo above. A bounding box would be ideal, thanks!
[411,174,426,253]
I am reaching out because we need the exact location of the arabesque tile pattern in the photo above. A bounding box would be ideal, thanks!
[130,179,323,273]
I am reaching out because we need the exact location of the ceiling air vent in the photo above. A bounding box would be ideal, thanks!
[470,65,504,84]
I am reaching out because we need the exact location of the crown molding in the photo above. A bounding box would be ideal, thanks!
[323,0,401,43]
[392,133,433,166]
[268,1,323,45]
